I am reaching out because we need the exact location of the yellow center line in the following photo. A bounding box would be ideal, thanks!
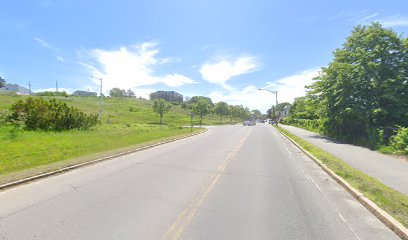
[161,128,253,240]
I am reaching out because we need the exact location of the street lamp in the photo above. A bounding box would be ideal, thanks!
[259,88,278,125]
[91,76,103,125]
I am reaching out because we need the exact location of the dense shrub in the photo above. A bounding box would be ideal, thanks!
[389,127,408,155]
[7,97,98,131]
[282,118,322,133]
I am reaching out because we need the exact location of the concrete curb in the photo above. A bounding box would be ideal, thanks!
[274,126,408,240]
[0,128,208,192]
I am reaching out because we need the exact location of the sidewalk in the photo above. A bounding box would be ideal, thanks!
[280,125,408,195]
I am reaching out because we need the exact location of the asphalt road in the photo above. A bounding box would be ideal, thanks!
[0,124,399,239]
[280,125,408,195]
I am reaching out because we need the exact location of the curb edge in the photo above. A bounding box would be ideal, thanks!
[0,128,208,191]
[274,126,408,240]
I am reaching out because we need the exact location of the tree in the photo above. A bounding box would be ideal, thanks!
[188,96,214,106]
[126,89,135,98]
[275,102,291,112]
[251,109,262,120]
[110,88,126,97]
[0,76,5,88]
[214,101,229,123]
[309,22,408,140]
[228,105,241,122]
[152,99,172,125]
[192,98,212,126]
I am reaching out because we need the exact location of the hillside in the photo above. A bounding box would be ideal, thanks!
[0,93,225,126]
[0,93,227,182]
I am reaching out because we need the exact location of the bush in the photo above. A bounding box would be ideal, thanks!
[7,97,99,131]
[282,117,322,133]
[389,127,408,155]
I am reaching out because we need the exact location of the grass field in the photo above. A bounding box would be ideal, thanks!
[0,93,228,181]
[276,126,408,228]
[0,93,231,126]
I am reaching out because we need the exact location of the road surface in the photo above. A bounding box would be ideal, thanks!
[0,124,399,239]
[280,125,408,195]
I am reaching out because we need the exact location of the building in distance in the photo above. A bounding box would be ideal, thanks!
[150,91,183,103]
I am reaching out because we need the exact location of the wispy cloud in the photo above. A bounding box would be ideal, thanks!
[376,15,408,27]
[209,68,320,113]
[330,10,408,27]
[200,56,260,90]
[81,42,196,93]
[34,37,59,51]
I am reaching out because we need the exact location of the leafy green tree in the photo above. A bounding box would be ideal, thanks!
[152,99,172,125]
[0,76,5,88]
[288,97,319,120]
[188,96,214,106]
[126,89,135,98]
[192,98,212,126]
[309,22,408,140]
[251,109,262,120]
[214,101,229,123]
[275,102,291,112]
[228,105,240,122]
[110,88,126,97]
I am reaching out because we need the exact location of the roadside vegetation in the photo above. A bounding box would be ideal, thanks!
[276,126,408,228]
[0,92,254,180]
[0,124,198,177]
[280,23,408,156]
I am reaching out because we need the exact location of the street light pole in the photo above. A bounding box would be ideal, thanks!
[259,88,278,125]
[92,76,103,125]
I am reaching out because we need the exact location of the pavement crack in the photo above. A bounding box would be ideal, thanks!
[67,183,79,190]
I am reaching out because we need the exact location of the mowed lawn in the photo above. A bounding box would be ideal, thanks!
[0,125,200,176]
[0,94,224,178]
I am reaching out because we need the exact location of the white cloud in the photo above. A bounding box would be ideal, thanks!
[56,56,64,62]
[34,37,59,51]
[209,68,320,113]
[200,56,260,89]
[34,87,73,94]
[377,15,408,27]
[82,42,196,93]
[339,11,408,27]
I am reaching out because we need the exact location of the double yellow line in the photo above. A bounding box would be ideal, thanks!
[161,129,252,240]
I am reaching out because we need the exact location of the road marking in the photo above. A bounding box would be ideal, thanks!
[161,129,252,240]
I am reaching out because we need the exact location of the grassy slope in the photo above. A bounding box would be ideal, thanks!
[0,94,226,126]
[0,94,226,178]
[276,126,408,228]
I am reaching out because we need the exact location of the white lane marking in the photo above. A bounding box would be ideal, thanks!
[281,132,361,240]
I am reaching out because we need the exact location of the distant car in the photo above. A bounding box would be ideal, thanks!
[243,120,256,126]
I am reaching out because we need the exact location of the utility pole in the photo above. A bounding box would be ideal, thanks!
[56,80,59,93]
[28,81,31,95]
[259,88,278,125]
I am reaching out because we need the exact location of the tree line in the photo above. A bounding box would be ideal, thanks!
[153,96,254,126]
[284,23,408,153]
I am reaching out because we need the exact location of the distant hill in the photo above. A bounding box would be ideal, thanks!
[0,83,31,95]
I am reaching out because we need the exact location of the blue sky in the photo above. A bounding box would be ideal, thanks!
[1,0,408,112]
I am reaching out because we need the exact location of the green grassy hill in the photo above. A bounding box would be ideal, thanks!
[0,94,223,126]
[0,93,229,182]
